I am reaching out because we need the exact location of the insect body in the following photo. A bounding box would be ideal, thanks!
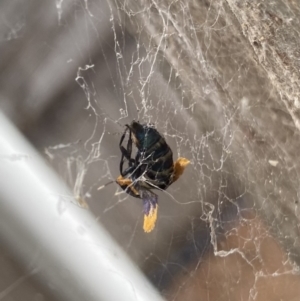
[116,121,190,233]
[119,121,175,190]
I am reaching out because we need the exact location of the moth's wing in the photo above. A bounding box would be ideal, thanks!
[140,189,158,233]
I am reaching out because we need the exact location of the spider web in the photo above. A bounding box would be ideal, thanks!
[1,0,300,300]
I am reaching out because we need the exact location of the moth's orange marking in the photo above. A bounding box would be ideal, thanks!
[172,157,190,183]
[116,175,139,196]
[143,205,158,233]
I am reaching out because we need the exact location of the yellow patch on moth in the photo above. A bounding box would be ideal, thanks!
[116,175,132,185]
[172,157,190,183]
[116,175,139,196]
[143,205,158,233]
